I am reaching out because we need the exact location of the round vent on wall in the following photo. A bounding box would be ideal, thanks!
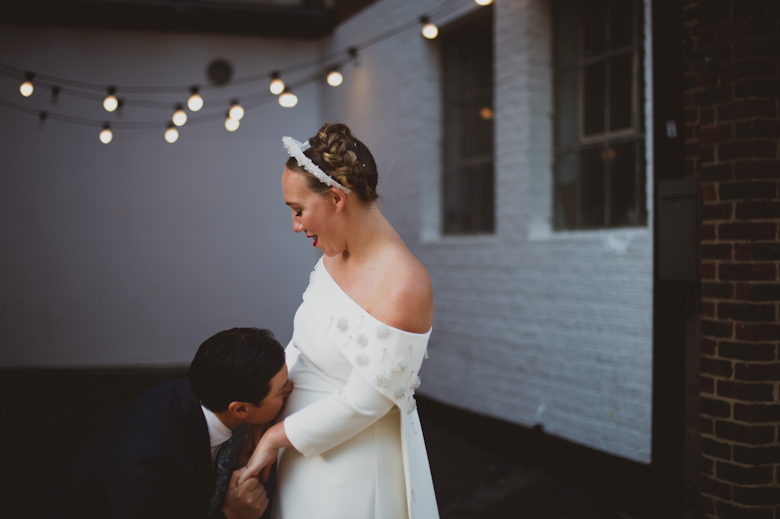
[207,59,234,86]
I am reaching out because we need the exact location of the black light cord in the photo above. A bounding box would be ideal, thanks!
[0,0,460,94]
[0,76,317,130]
[0,0,467,130]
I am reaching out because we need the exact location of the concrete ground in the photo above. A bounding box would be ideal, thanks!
[1,369,643,519]
[420,400,635,519]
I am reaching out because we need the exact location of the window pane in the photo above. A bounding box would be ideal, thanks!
[443,42,461,104]
[443,107,459,168]
[554,0,579,67]
[460,101,493,159]
[553,0,645,231]
[584,61,606,135]
[441,10,494,235]
[582,0,606,57]
[443,165,494,234]
[555,69,579,148]
[554,152,579,229]
[460,36,491,98]
[443,173,462,233]
[609,53,633,131]
[609,0,634,49]
[470,164,495,233]
[581,147,605,227]
[608,141,636,226]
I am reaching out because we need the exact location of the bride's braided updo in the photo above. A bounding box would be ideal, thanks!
[286,122,379,203]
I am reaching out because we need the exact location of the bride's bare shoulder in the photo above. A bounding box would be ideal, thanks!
[376,249,433,334]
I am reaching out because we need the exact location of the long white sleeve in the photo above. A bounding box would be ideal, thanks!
[284,366,393,458]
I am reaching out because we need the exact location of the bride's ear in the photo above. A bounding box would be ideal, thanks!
[330,187,346,213]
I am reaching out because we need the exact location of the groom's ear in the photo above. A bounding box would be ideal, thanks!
[227,401,250,419]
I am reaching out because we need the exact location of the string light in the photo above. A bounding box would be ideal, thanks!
[103,87,118,112]
[172,104,187,126]
[269,72,285,95]
[475,0,492,5]
[20,72,34,97]
[99,123,113,144]
[225,114,240,132]
[278,89,298,108]
[187,86,203,111]
[326,69,343,87]
[228,100,244,121]
[2,0,469,142]
[164,124,179,143]
[420,16,438,39]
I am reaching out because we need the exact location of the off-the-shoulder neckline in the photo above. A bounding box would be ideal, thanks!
[316,257,432,337]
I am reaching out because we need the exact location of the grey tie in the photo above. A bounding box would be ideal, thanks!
[208,436,237,515]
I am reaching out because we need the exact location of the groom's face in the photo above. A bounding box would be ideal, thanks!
[245,365,292,425]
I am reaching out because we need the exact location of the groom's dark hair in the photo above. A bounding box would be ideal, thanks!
[188,327,285,412]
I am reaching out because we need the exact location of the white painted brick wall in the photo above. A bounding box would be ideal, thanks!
[323,0,653,463]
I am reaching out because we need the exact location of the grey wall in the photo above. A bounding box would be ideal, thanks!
[319,0,655,464]
[0,26,321,366]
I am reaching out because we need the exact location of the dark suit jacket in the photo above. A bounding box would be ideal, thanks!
[38,379,226,519]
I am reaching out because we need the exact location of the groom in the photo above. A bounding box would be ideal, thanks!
[38,327,292,519]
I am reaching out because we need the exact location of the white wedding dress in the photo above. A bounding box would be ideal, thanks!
[272,257,439,519]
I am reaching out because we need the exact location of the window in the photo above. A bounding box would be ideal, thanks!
[441,8,494,235]
[553,0,646,230]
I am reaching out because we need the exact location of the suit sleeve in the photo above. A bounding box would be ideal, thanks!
[107,453,223,519]
[283,366,394,458]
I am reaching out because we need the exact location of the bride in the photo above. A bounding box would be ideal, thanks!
[239,123,438,519]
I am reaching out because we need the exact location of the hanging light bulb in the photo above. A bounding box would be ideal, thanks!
[270,72,285,95]
[279,89,298,108]
[475,0,493,5]
[103,87,118,112]
[228,100,244,121]
[420,16,438,39]
[225,115,240,132]
[99,124,113,144]
[164,124,179,143]
[326,69,343,87]
[188,86,203,111]
[172,104,187,126]
[50,86,61,105]
[20,72,34,97]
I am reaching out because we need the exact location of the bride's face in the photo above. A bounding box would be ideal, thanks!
[282,167,346,256]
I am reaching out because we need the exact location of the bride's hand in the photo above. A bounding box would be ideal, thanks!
[238,422,272,467]
[238,421,292,485]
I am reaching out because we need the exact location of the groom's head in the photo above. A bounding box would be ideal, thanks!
[189,327,289,425]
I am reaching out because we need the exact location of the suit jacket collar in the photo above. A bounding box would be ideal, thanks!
[177,380,218,512]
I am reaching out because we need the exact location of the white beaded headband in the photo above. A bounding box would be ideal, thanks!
[282,136,352,194]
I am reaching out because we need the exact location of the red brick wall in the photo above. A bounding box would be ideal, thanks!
[683,0,780,516]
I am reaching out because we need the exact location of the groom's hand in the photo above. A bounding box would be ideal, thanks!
[222,468,269,519]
